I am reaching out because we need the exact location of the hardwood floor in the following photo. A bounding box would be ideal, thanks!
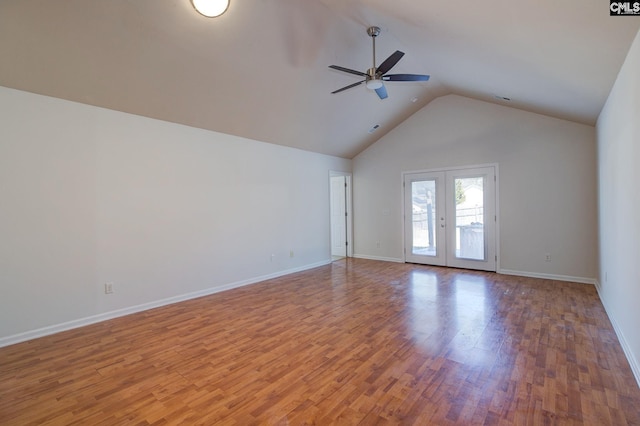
[1,259,639,425]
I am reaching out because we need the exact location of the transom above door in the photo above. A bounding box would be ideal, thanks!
[403,166,497,271]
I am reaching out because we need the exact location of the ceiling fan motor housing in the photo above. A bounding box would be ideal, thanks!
[366,66,383,89]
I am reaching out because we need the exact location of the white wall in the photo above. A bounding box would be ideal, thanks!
[596,29,640,384]
[0,86,350,345]
[353,94,597,282]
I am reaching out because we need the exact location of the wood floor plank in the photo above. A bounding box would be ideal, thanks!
[1,259,639,425]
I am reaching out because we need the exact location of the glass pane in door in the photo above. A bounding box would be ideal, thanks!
[411,180,437,256]
[454,176,485,260]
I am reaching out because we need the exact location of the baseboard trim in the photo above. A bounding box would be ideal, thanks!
[352,254,404,263]
[594,279,602,293]
[0,260,331,349]
[594,280,640,388]
[498,269,596,285]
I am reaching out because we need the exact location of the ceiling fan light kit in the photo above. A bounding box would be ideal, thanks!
[190,0,230,17]
[329,26,430,100]
[365,79,384,90]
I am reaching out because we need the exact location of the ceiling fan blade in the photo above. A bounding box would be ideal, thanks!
[375,84,388,100]
[331,80,366,94]
[382,74,430,82]
[376,50,404,75]
[329,65,367,77]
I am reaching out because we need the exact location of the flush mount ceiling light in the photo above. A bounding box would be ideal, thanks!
[190,0,229,17]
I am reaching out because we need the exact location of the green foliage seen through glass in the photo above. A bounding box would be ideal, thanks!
[455,179,466,205]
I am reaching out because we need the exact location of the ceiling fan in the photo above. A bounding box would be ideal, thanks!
[329,26,430,100]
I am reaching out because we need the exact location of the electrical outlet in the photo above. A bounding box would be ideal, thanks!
[289,250,294,258]
[104,282,114,294]
[545,253,551,262]
[376,241,381,248]
[270,254,275,263]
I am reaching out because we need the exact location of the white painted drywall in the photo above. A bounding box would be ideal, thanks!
[596,29,640,384]
[352,94,597,282]
[0,86,351,342]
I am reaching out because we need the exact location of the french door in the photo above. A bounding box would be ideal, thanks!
[404,166,496,271]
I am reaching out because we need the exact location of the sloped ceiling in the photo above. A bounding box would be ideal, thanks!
[1,0,638,158]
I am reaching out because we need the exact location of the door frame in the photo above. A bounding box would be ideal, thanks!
[329,171,353,258]
[401,163,500,271]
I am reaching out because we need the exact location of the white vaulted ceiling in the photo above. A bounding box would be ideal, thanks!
[1,0,638,158]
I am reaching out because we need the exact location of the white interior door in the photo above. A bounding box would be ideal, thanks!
[404,166,497,271]
[330,173,352,258]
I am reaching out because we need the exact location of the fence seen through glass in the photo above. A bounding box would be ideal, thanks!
[454,176,485,260]
[411,180,436,256]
